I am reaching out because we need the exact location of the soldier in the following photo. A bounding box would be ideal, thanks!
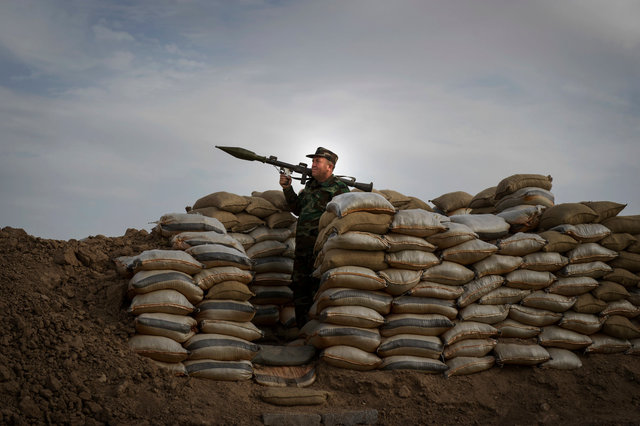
[279,147,350,327]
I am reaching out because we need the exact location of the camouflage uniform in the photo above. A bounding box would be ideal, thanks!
[283,175,350,326]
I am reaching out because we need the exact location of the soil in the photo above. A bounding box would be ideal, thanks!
[1,225,639,425]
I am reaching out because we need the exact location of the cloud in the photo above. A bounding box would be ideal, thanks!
[92,23,135,42]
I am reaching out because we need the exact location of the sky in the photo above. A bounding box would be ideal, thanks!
[1,0,639,240]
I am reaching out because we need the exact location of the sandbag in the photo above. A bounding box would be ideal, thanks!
[567,243,618,264]
[584,334,631,354]
[196,299,256,322]
[326,192,396,217]
[379,355,448,373]
[538,203,598,230]
[184,359,253,381]
[198,320,264,341]
[265,211,297,229]
[521,291,575,312]
[253,257,294,274]
[520,252,568,272]
[601,215,640,234]
[307,324,381,352]
[377,189,412,207]
[538,231,578,253]
[318,266,386,292]
[608,251,640,272]
[473,255,523,278]
[193,266,253,291]
[190,208,239,230]
[378,268,422,296]
[449,214,510,240]
[429,191,473,214]
[186,244,252,270]
[228,232,256,250]
[171,231,244,251]
[496,232,547,256]
[381,314,454,337]
[192,191,250,213]
[243,196,279,218]
[252,304,280,326]
[407,281,464,300]
[537,326,591,350]
[321,231,390,252]
[320,346,382,371]
[128,270,203,304]
[377,334,443,359]
[444,356,495,377]
[128,335,189,363]
[250,285,293,305]
[538,348,582,370]
[315,288,393,315]
[231,212,264,233]
[580,201,626,223]
[558,312,603,335]
[469,187,496,209]
[156,213,227,237]
[602,315,640,339]
[599,233,637,252]
[134,312,197,343]
[252,189,289,211]
[385,250,440,271]
[494,174,553,201]
[246,240,287,259]
[252,272,292,287]
[457,275,505,308]
[316,249,387,274]
[384,233,436,253]
[132,250,203,275]
[572,293,607,314]
[493,342,550,366]
[427,222,477,249]
[421,261,475,285]
[318,305,385,328]
[389,209,448,237]
[494,187,554,212]
[391,296,458,319]
[458,304,509,324]
[441,239,498,266]
[443,338,497,359]
[441,321,498,346]
[604,268,640,287]
[478,287,530,305]
[496,205,545,232]
[252,345,316,366]
[556,223,611,243]
[493,319,541,339]
[546,277,598,296]
[184,333,259,361]
[249,226,292,243]
[508,305,562,327]
[556,261,612,279]
[128,289,195,316]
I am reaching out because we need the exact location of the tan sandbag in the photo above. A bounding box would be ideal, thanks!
[252,272,292,287]
[477,287,530,305]
[377,334,443,359]
[379,355,448,373]
[253,256,294,274]
[252,304,280,326]
[389,209,448,237]
[560,223,611,243]
[171,231,244,252]
[265,211,297,229]
[193,191,250,213]
[396,196,433,211]
[318,305,385,328]
[385,250,440,271]
[314,288,392,315]
[441,239,497,265]
[558,312,603,335]
[247,240,287,259]
[601,215,640,234]
[567,243,618,264]
[193,266,254,291]
[391,296,458,319]
[443,338,497,359]
[493,319,541,338]
[231,212,264,233]
[537,326,591,350]
[469,186,496,209]
[252,189,289,211]
[318,266,386,292]
[441,321,498,346]
[377,268,422,296]
[538,348,582,370]
[183,277,231,304]
[592,281,629,302]
[249,226,292,243]
[494,187,554,212]
[538,231,578,253]
[599,233,637,252]
[427,222,478,250]
[132,249,204,275]
[407,281,464,300]
[602,316,640,340]
[521,252,568,272]
[449,214,510,240]
[128,270,203,304]
[496,232,547,256]
[157,213,227,237]
[320,346,382,371]
[608,251,640,272]
[505,270,556,291]
[190,208,239,230]
[184,333,259,361]
[458,304,509,324]
[603,268,640,287]
[198,320,264,341]
[128,289,196,316]
[496,205,545,232]
[228,232,256,250]
[377,189,412,207]
[572,293,607,314]
[326,192,395,217]
[508,305,562,327]
[472,255,523,278]
[580,201,626,223]
[494,342,550,366]
[253,364,316,387]
[129,335,189,363]
[381,314,454,337]
[321,231,390,253]
[546,277,598,296]
[134,313,197,343]
[186,244,253,270]
[421,261,475,285]
[521,291,575,312]
[584,334,631,354]
[600,300,639,318]
[184,359,253,381]
[307,324,381,352]
[250,285,293,305]
[196,299,256,322]
[318,213,393,245]
[444,356,495,377]
[243,196,279,218]
[494,174,553,200]
[556,261,612,279]
[457,275,505,308]
[317,249,387,274]
[384,233,436,253]
[429,191,473,214]
[538,203,598,230]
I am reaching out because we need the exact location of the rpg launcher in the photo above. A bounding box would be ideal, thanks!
[215,146,373,192]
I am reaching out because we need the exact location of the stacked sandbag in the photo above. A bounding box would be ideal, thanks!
[376,189,434,211]
[309,192,396,371]
[493,174,554,233]
[126,249,205,376]
[429,191,474,216]
[379,208,452,374]
[469,186,497,215]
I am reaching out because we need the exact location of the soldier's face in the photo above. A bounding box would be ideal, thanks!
[311,157,333,181]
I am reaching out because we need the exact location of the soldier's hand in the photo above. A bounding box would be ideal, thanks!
[279,173,292,189]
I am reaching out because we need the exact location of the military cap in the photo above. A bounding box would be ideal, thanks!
[306,147,338,165]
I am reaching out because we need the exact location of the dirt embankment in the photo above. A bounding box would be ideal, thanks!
[0,226,638,425]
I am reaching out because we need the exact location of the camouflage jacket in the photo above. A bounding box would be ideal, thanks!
[283,175,350,243]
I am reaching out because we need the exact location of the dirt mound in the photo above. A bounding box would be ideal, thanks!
[0,226,638,425]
